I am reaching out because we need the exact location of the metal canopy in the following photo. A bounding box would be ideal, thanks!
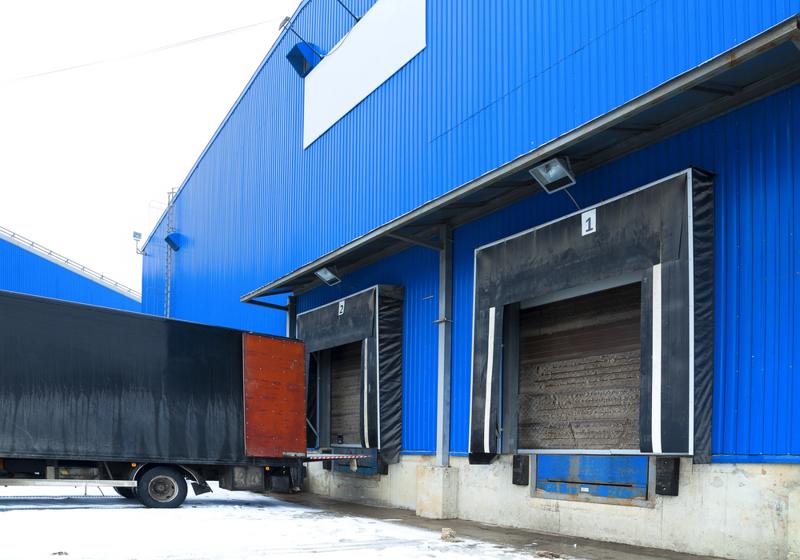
[243,15,800,302]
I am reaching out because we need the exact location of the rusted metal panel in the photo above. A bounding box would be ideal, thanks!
[518,283,641,450]
[243,333,306,458]
[330,341,362,445]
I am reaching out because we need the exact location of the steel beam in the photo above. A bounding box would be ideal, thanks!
[386,232,443,251]
[0,479,137,488]
[247,299,289,312]
[435,225,453,467]
[287,295,297,337]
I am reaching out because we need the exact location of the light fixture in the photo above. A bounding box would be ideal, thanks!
[314,266,341,286]
[164,232,181,252]
[279,15,325,76]
[132,231,146,256]
[528,157,576,193]
[286,43,321,77]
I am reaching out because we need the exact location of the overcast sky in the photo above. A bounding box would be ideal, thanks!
[0,0,301,292]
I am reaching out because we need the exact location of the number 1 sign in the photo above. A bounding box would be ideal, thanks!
[581,208,596,236]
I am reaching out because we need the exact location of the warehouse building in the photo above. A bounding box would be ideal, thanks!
[141,2,800,558]
[1,225,140,310]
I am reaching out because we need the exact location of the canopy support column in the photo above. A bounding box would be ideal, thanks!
[435,225,453,467]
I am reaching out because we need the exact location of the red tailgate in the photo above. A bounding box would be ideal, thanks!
[242,333,306,458]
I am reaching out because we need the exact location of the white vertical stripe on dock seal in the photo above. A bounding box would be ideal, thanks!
[363,338,370,448]
[484,306,496,453]
[652,264,663,454]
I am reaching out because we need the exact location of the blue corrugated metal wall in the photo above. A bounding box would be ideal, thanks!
[0,237,140,311]
[143,0,800,330]
[141,1,800,459]
[450,84,800,461]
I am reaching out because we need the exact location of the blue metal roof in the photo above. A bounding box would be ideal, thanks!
[0,225,140,311]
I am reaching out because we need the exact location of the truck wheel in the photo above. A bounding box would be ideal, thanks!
[114,487,137,500]
[136,467,187,508]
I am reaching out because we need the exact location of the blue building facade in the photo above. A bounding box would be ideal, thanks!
[1,226,140,311]
[142,2,800,557]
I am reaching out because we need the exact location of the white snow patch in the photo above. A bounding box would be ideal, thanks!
[0,484,568,559]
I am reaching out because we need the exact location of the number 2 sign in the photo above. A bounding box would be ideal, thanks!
[581,208,596,236]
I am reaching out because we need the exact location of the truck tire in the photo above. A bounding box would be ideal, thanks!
[136,467,187,508]
[114,487,137,500]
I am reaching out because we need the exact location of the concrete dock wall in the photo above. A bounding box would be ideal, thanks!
[306,456,800,560]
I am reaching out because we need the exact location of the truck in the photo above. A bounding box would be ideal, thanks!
[0,289,308,508]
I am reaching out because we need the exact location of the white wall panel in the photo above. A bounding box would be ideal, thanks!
[303,0,426,148]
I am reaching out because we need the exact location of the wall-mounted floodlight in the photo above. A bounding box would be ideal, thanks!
[315,266,341,286]
[133,231,146,255]
[279,15,325,78]
[528,157,576,193]
[165,232,181,252]
[287,43,322,77]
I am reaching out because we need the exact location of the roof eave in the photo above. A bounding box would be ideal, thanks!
[242,14,800,302]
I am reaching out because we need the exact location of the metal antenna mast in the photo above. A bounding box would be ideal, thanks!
[163,189,177,318]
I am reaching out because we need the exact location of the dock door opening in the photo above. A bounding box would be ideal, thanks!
[330,341,362,446]
[518,283,641,451]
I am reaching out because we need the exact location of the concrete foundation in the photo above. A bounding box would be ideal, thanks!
[790,485,800,560]
[415,465,458,519]
[305,456,422,510]
[305,455,800,560]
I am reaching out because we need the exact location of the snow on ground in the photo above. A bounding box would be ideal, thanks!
[0,484,573,559]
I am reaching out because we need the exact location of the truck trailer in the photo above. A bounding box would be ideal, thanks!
[0,290,307,507]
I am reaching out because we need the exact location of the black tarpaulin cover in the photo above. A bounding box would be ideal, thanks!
[297,285,403,464]
[0,290,249,464]
[468,169,714,463]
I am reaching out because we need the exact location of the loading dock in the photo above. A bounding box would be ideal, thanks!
[227,16,800,557]
[469,169,714,462]
[329,341,362,446]
[297,285,404,470]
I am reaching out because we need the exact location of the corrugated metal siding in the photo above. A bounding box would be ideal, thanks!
[0,237,140,311]
[143,0,800,331]
[450,84,800,459]
[140,1,800,459]
[297,247,438,454]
